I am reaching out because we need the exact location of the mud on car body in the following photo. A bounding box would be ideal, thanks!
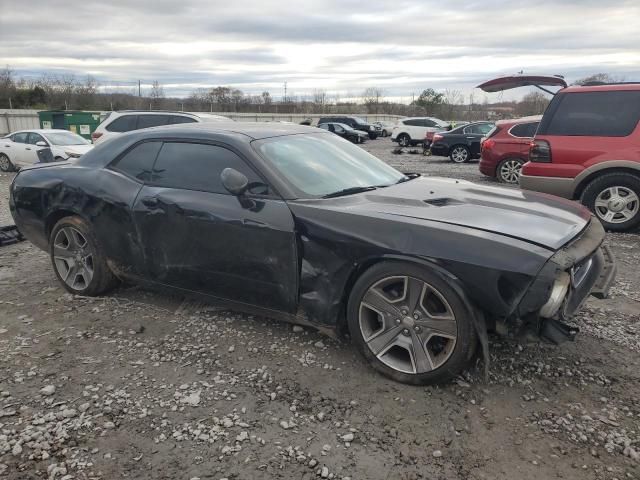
[9,122,616,384]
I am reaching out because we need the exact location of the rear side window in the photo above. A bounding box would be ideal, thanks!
[541,91,640,137]
[111,141,162,181]
[11,132,28,143]
[27,132,46,145]
[169,115,198,124]
[403,119,422,126]
[151,142,263,195]
[510,122,539,138]
[137,115,169,129]
[106,115,137,133]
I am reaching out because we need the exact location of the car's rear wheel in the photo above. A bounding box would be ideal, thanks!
[50,216,119,295]
[497,158,524,184]
[450,145,470,163]
[382,129,388,137]
[581,173,640,231]
[397,134,411,147]
[347,261,476,385]
[0,154,14,172]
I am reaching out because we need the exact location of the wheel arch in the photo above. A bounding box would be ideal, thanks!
[335,254,478,336]
[574,164,640,200]
[45,209,88,239]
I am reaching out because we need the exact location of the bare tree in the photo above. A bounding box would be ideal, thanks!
[573,73,623,86]
[515,91,550,116]
[361,87,384,114]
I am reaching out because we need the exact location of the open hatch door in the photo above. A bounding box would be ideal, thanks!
[477,75,568,95]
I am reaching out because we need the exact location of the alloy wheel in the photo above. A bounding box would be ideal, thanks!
[0,155,11,172]
[399,135,410,147]
[451,147,469,163]
[499,159,523,183]
[358,276,458,375]
[594,186,639,224]
[52,227,94,291]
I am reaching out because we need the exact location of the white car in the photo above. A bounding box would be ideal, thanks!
[391,117,450,147]
[0,129,93,171]
[92,111,230,145]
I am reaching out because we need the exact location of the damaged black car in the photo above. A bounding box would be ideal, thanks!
[9,123,616,384]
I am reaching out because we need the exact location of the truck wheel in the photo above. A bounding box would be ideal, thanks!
[347,261,476,385]
[50,216,119,295]
[0,154,14,172]
[581,173,640,231]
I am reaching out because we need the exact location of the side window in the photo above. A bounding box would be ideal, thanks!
[137,115,169,130]
[111,141,162,182]
[12,132,29,143]
[404,119,421,127]
[169,115,198,125]
[543,91,640,137]
[151,142,265,195]
[317,123,329,130]
[525,122,539,137]
[27,133,46,145]
[106,115,137,133]
[423,119,436,128]
[510,123,536,138]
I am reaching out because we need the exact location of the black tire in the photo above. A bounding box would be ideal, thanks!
[382,129,388,137]
[347,261,476,385]
[496,158,524,184]
[449,145,470,163]
[580,172,640,232]
[0,153,14,172]
[397,134,411,147]
[49,216,119,295]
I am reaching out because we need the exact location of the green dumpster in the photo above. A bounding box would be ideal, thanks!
[38,110,103,140]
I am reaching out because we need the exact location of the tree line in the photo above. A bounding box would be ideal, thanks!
[0,67,619,120]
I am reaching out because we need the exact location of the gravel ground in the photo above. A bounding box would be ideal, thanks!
[0,139,639,480]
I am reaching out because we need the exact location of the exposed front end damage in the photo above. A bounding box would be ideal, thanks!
[514,218,616,344]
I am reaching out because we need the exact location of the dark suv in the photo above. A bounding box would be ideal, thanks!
[318,116,378,139]
[478,76,640,231]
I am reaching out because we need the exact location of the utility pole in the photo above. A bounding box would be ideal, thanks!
[283,81,287,103]
[138,80,141,97]
[8,97,12,109]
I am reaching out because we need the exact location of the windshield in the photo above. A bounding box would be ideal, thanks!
[335,123,354,131]
[351,116,368,125]
[43,131,89,146]
[254,133,406,197]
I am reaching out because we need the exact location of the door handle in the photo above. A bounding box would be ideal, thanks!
[25,147,32,150]
[141,197,159,208]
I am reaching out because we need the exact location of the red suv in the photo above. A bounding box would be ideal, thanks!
[479,116,540,183]
[478,76,640,231]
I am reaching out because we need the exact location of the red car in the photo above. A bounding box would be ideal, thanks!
[478,76,640,231]
[479,116,541,183]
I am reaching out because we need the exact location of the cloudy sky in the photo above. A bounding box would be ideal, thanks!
[1,0,639,102]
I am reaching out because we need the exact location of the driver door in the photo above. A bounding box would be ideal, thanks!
[132,140,298,313]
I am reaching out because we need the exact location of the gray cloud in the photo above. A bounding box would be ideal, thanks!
[1,0,638,100]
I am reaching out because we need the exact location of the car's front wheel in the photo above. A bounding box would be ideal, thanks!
[347,261,476,385]
[50,216,119,295]
[450,145,470,163]
[497,158,524,184]
[0,154,14,172]
[581,173,640,231]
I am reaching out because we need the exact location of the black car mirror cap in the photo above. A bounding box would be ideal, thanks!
[221,168,249,196]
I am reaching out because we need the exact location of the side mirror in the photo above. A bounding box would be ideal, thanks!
[221,168,249,196]
[36,141,48,147]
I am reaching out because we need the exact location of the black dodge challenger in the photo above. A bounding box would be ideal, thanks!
[9,123,616,384]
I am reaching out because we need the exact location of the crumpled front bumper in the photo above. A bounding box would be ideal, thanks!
[516,217,616,344]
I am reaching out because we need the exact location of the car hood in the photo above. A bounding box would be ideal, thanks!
[57,144,94,155]
[314,177,591,250]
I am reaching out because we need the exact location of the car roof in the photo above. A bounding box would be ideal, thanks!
[121,121,316,140]
[10,129,79,135]
[496,115,542,126]
[561,83,640,93]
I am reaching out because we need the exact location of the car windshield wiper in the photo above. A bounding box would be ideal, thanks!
[322,186,377,198]
[395,173,421,184]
